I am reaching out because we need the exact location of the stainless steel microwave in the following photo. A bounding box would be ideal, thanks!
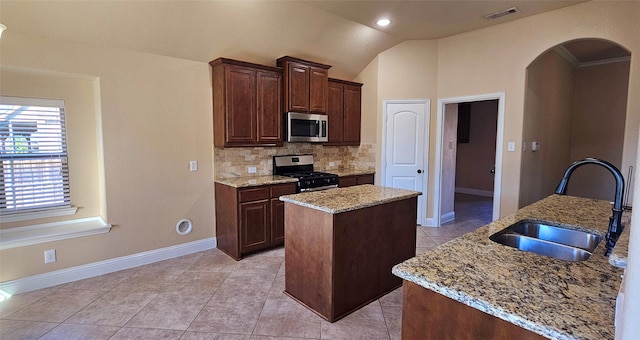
[285,112,328,142]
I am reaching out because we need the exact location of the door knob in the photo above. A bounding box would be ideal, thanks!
[417,169,423,174]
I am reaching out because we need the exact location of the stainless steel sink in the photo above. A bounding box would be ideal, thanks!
[489,220,602,261]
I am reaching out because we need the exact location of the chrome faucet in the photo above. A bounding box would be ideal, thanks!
[555,157,625,256]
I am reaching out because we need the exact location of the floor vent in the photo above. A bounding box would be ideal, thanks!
[483,7,519,20]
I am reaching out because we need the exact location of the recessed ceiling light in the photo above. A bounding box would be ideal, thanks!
[376,18,391,27]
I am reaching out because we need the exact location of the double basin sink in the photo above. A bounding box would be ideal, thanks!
[489,219,602,261]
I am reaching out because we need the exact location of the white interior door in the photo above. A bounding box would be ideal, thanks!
[383,100,429,225]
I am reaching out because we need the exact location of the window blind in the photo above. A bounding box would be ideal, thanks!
[0,96,71,215]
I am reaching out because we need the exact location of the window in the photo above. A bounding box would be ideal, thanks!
[0,96,71,216]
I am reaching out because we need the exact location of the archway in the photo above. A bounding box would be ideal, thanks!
[519,38,631,208]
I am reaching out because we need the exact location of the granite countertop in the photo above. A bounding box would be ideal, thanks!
[393,194,624,340]
[215,175,298,188]
[214,169,375,188]
[279,184,420,214]
[321,168,375,177]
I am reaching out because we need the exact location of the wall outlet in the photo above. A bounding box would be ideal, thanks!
[247,166,257,174]
[189,160,198,172]
[329,161,335,167]
[44,249,56,264]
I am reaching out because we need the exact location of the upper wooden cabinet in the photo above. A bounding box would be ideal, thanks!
[326,78,363,146]
[210,58,283,147]
[277,56,331,114]
[256,71,282,144]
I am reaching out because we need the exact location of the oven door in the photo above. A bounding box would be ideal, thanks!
[286,112,328,142]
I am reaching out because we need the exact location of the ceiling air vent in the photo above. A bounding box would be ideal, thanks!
[483,7,519,20]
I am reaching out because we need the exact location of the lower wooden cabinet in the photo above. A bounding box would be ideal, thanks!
[215,182,297,260]
[271,198,286,244]
[338,173,375,187]
[239,200,270,253]
[401,281,545,340]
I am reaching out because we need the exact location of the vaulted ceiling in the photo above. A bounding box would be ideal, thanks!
[0,1,588,79]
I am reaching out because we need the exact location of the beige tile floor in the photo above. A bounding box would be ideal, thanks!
[0,194,492,340]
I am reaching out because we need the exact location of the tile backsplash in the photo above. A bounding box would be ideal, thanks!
[214,143,376,178]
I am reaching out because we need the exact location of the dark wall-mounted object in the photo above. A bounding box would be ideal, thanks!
[457,102,471,144]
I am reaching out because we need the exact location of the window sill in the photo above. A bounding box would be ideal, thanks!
[0,206,79,223]
[0,217,111,250]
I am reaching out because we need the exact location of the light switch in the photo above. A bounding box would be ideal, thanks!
[248,166,257,174]
[507,142,516,152]
[531,141,540,152]
[189,160,198,172]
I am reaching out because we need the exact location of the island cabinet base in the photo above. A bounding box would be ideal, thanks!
[284,197,417,322]
[401,281,545,340]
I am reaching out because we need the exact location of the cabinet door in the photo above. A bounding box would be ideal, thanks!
[226,66,257,143]
[271,197,285,245]
[309,66,328,113]
[239,200,270,253]
[327,81,344,144]
[270,183,296,245]
[287,62,310,113]
[257,70,282,144]
[356,174,374,185]
[339,176,358,188]
[342,84,361,145]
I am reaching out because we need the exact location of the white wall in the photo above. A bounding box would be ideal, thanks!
[358,1,640,220]
[441,103,458,216]
[0,68,103,225]
[437,1,640,215]
[569,60,629,201]
[0,32,214,282]
[356,2,640,336]
[519,49,575,207]
[359,40,439,216]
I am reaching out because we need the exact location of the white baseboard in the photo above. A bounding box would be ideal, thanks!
[0,237,217,295]
[455,187,494,197]
[423,218,437,227]
[441,211,455,224]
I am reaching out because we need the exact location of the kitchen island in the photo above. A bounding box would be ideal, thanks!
[393,194,626,340]
[280,184,421,322]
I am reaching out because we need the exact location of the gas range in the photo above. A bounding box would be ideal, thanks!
[273,154,339,192]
